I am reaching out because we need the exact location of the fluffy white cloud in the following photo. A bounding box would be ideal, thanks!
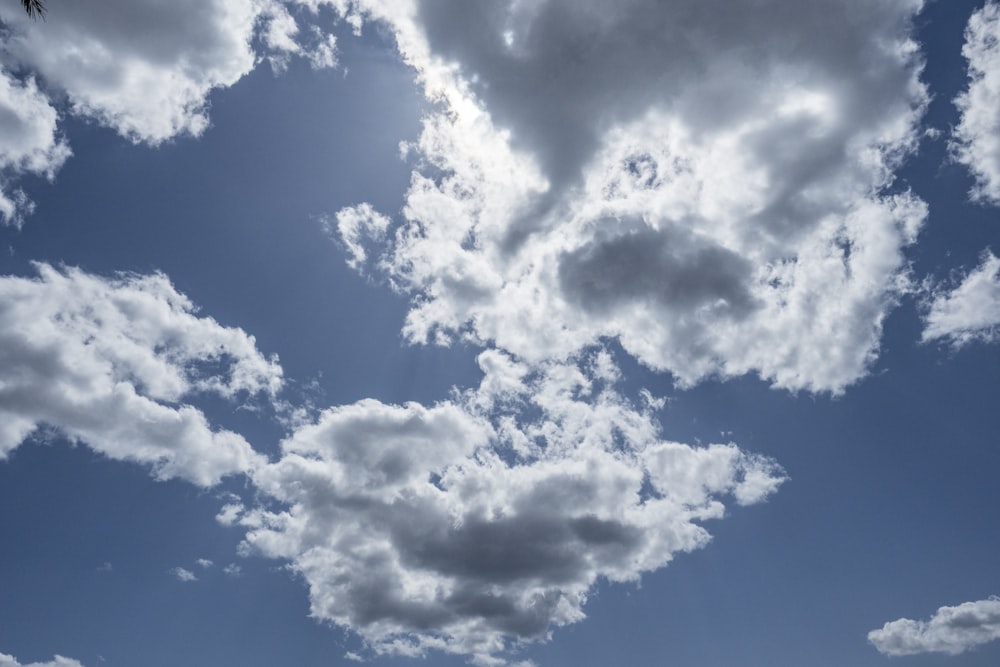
[328,0,928,393]
[0,0,344,225]
[0,653,84,667]
[922,251,1000,346]
[869,596,1000,656]
[171,566,199,582]
[0,0,343,145]
[953,2,1000,204]
[0,263,282,486]
[0,69,71,226]
[235,349,785,664]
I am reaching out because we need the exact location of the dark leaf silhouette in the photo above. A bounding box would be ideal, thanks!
[21,0,45,19]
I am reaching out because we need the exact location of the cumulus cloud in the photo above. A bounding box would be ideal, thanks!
[171,566,198,582]
[922,251,1000,346]
[0,653,84,667]
[0,69,71,226]
[0,0,343,224]
[869,596,1000,656]
[328,0,928,393]
[953,2,1000,204]
[0,263,282,486]
[0,0,342,145]
[235,348,785,664]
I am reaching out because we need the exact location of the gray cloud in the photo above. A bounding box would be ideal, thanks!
[331,0,928,393]
[558,222,758,318]
[237,350,785,664]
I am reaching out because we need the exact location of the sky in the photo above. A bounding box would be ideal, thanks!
[0,0,999,666]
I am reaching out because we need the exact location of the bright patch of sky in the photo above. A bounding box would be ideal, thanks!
[0,1,998,666]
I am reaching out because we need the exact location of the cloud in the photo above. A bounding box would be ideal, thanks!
[328,0,928,393]
[0,0,341,146]
[196,558,214,569]
[0,263,282,486]
[953,2,1000,204]
[0,69,71,226]
[922,251,1000,347]
[222,563,243,577]
[868,596,1000,656]
[171,567,198,582]
[236,348,785,664]
[0,0,343,225]
[0,653,84,667]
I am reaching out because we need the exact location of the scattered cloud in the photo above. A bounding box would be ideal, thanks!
[922,251,1000,347]
[196,558,214,569]
[96,561,113,573]
[236,349,785,664]
[222,563,243,578]
[869,596,1000,656]
[953,2,1000,204]
[171,567,198,583]
[0,263,282,486]
[0,653,84,667]
[329,0,928,394]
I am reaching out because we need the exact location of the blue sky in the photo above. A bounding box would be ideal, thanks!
[0,1,999,666]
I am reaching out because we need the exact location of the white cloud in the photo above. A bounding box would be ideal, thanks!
[869,596,1000,656]
[0,653,85,667]
[953,2,1000,204]
[0,0,265,145]
[328,0,928,393]
[0,0,342,224]
[0,0,343,146]
[223,563,244,577]
[236,349,785,664]
[0,263,282,486]
[0,70,71,226]
[922,251,1000,346]
[171,566,198,582]
[197,558,214,569]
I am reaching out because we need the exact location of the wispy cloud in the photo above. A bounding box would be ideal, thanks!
[170,567,198,583]
[922,252,1000,347]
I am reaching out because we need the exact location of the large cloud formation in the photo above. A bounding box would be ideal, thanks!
[0,264,282,486]
[0,261,785,664]
[922,251,1000,347]
[869,596,1000,656]
[953,1,1000,205]
[329,0,929,393]
[0,0,339,224]
[233,349,784,664]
